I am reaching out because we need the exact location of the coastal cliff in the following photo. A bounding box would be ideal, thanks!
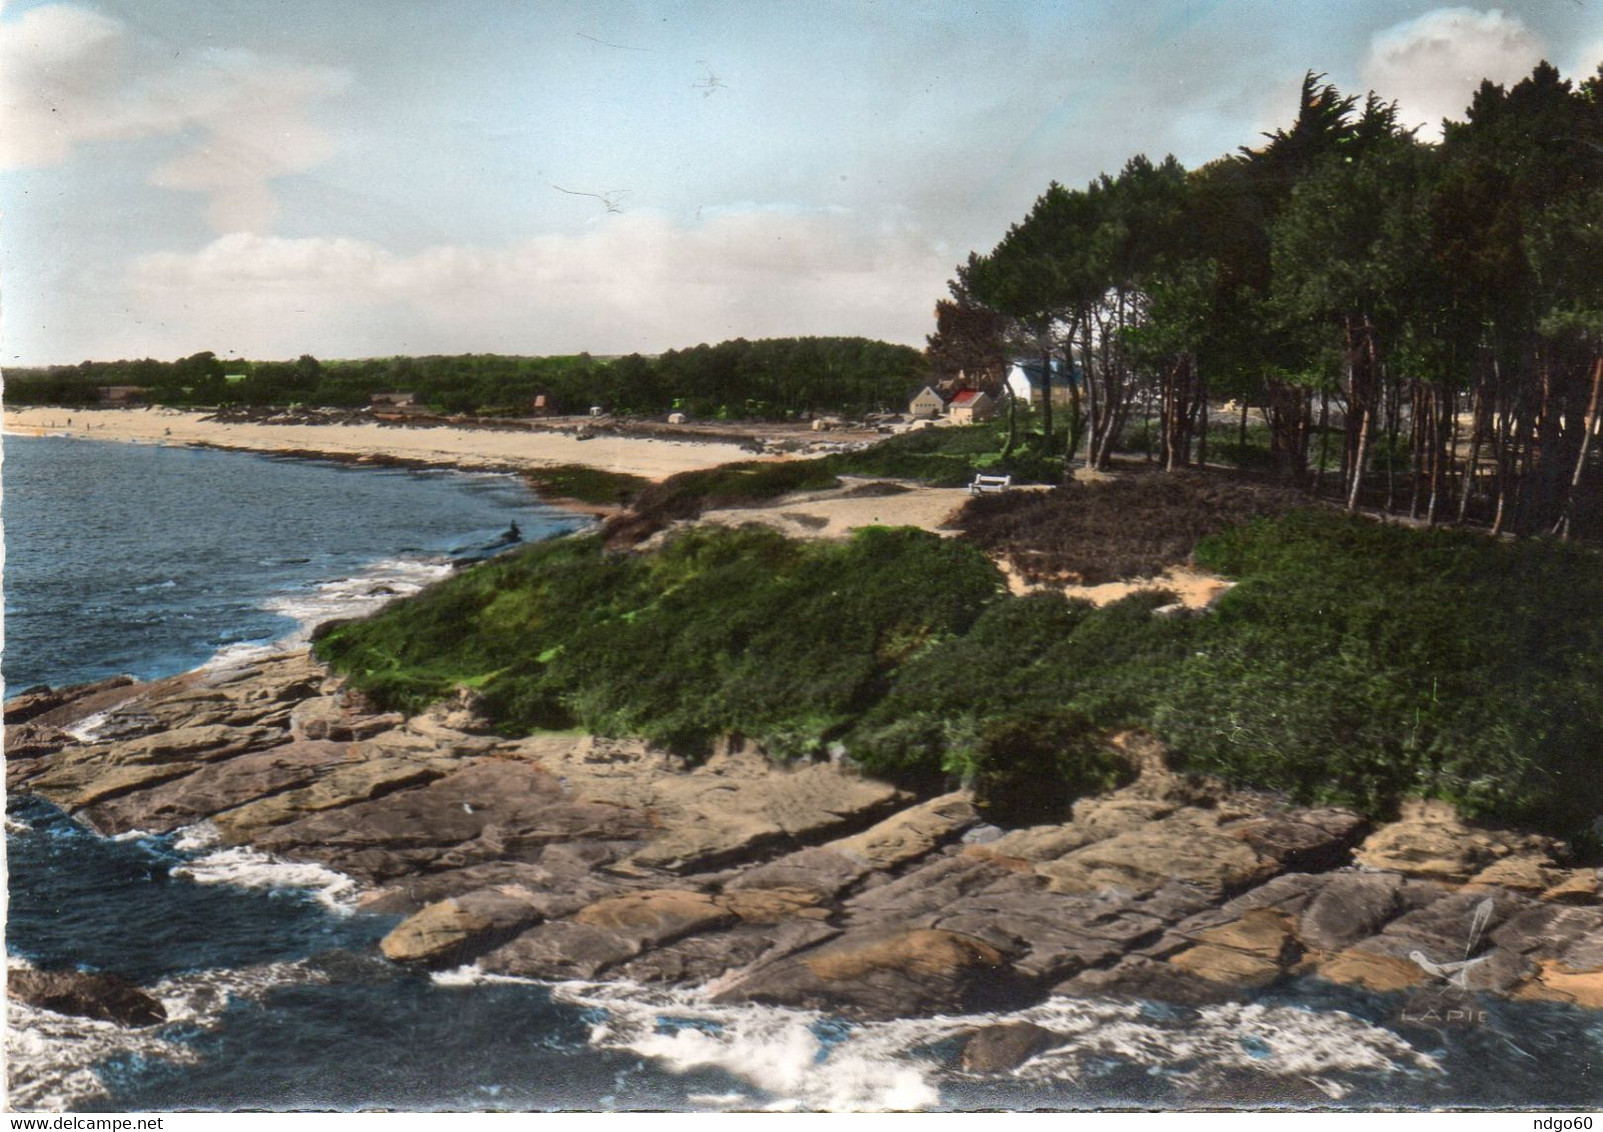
[10,651,1601,1053]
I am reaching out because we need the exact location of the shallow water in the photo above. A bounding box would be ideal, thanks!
[2,434,584,691]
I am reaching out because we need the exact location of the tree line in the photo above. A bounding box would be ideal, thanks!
[5,337,926,421]
[931,64,1603,538]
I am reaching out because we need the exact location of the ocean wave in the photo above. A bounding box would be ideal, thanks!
[538,980,1442,1112]
[264,555,453,633]
[171,845,360,913]
[188,554,454,677]
[547,980,939,1111]
[5,958,325,1113]
[429,965,541,989]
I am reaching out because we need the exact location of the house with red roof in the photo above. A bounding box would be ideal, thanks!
[947,388,995,425]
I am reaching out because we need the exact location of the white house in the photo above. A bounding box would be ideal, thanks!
[1007,359,1077,407]
[908,385,947,419]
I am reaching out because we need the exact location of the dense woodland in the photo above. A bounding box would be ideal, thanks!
[3,337,926,421]
[932,65,1603,538]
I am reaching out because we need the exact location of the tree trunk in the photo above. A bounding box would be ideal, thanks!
[1457,377,1484,524]
[1554,355,1603,540]
[1039,344,1054,459]
[1346,403,1371,512]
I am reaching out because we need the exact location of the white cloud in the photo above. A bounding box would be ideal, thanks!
[123,207,951,359]
[0,4,348,230]
[1569,38,1603,84]
[1361,8,1545,140]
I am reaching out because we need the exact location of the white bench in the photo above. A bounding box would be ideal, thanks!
[968,473,1012,495]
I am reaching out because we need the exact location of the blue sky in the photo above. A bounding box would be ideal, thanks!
[2,1,1600,365]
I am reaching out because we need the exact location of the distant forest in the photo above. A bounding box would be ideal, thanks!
[3,336,928,420]
[932,65,1603,538]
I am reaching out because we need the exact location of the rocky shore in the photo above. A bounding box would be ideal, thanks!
[8,651,1602,1061]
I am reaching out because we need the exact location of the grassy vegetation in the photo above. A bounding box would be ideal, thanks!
[523,464,652,506]
[318,480,1603,838]
[316,524,1005,757]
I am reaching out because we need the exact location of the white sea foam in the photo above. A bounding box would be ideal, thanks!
[191,554,455,677]
[5,958,324,1113]
[171,845,359,913]
[539,980,1443,1112]
[1010,997,1441,1090]
[263,556,454,638]
[428,965,539,988]
[549,980,940,1112]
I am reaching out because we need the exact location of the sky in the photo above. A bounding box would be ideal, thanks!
[2,0,1600,366]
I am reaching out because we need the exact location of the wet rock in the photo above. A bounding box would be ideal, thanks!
[960,1021,1058,1073]
[1052,955,1238,1006]
[381,887,544,967]
[608,921,840,987]
[482,917,662,980]
[8,968,166,1027]
[715,926,1021,1019]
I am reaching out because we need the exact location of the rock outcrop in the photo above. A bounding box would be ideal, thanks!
[9,655,1601,1024]
[7,968,167,1028]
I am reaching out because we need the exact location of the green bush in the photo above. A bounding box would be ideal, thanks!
[318,524,1007,758]
[320,499,1603,840]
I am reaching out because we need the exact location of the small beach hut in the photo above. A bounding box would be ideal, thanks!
[908,386,946,419]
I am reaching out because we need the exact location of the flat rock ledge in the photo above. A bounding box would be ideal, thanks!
[9,659,1601,1027]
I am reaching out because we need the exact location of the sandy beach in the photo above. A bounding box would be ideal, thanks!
[3,406,758,481]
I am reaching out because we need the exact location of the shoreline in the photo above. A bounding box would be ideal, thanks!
[10,648,1603,1025]
[7,406,1603,1110]
[3,405,762,484]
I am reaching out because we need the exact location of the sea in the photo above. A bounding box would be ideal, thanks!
[4,433,1601,1113]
